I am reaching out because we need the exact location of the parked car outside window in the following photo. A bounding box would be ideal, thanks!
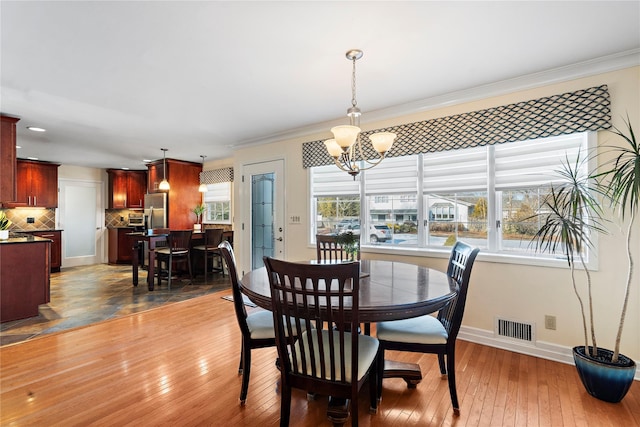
[338,222,392,243]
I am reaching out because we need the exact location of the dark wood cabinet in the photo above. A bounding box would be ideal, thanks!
[0,115,19,205]
[107,170,147,209]
[108,227,134,264]
[146,158,202,230]
[1,239,51,322]
[16,160,59,208]
[30,231,62,272]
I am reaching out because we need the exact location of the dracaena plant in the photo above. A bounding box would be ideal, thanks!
[593,116,639,363]
[530,152,606,358]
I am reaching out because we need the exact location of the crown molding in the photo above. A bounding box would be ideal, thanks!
[236,48,640,148]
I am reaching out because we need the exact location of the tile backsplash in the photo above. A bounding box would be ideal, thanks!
[1,208,56,230]
[105,209,138,228]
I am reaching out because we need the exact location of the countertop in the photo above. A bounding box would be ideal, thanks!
[0,234,53,244]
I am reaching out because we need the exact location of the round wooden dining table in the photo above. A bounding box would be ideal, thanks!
[241,258,457,424]
[240,258,457,323]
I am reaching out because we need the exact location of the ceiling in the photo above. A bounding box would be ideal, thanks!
[1,1,639,170]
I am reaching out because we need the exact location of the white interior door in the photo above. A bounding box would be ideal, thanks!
[241,159,285,274]
[58,179,104,267]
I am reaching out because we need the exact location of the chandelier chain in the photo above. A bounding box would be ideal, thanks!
[351,57,358,109]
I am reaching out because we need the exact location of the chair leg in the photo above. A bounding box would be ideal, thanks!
[156,257,162,288]
[438,353,447,376]
[204,250,208,282]
[369,355,378,413]
[377,347,385,400]
[186,253,193,284]
[446,350,460,415]
[167,255,173,290]
[279,382,291,427]
[351,390,359,426]
[238,342,244,374]
[240,338,251,404]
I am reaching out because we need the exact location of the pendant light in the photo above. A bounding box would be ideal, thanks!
[198,155,208,192]
[159,148,170,191]
[324,49,396,178]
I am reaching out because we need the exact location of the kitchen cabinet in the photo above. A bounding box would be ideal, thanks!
[108,227,135,264]
[0,238,51,322]
[107,169,147,209]
[0,115,19,205]
[16,159,60,208]
[20,230,62,272]
[30,231,62,272]
[146,158,202,230]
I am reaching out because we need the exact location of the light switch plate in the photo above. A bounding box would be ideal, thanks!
[289,215,301,224]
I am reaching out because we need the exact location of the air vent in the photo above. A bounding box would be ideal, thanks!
[495,318,535,342]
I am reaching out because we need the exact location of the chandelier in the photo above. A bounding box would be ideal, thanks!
[324,49,396,178]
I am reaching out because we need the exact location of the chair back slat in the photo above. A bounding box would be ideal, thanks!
[218,241,250,336]
[205,228,224,247]
[316,234,360,262]
[264,257,360,386]
[438,241,480,338]
[168,230,193,252]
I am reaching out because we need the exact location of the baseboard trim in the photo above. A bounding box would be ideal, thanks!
[458,326,639,381]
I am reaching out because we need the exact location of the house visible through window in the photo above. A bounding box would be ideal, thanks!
[310,132,593,262]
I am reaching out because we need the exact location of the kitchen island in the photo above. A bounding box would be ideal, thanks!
[0,234,51,322]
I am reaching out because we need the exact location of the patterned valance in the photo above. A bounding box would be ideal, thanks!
[200,167,234,184]
[302,85,611,168]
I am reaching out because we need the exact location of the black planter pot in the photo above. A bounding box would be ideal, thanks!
[573,346,636,403]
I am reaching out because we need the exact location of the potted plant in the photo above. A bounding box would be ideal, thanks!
[0,211,11,239]
[336,230,359,261]
[530,118,637,403]
[192,204,206,231]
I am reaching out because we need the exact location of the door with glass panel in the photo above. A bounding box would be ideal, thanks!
[241,160,285,272]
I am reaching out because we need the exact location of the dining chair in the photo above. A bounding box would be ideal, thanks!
[375,241,479,415]
[263,256,379,427]
[192,228,224,280]
[316,234,369,335]
[316,234,360,262]
[218,241,277,405]
[155,230,193,290]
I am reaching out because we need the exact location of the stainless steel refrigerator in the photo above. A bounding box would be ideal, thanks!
[144,193,167,230]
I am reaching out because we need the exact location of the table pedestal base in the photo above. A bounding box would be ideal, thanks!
[324,360,421,425]
[383,359,423,388]
[327,398,349,426]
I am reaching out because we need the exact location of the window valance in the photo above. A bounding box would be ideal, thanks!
[200,167,234,184]
[302,84,611,168]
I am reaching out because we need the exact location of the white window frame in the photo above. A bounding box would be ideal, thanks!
[203,182,232,225]
[309,132,599,269]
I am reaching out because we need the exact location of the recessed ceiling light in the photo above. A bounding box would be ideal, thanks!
[16,145,21,149]
[27,156,39,160]
[27,126,46,132]
[122,167,130,170]
[143,159,152,163]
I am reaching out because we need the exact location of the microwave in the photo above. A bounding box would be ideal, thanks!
[128,213,145,227]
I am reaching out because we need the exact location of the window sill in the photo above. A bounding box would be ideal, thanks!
[358,244,598,271]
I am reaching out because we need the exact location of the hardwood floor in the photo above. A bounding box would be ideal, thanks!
[1,291,638,426]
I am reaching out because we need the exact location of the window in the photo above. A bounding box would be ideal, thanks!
[310,132,593,262]
[203,182,232,224]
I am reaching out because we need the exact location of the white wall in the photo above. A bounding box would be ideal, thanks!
[230,66,640,366]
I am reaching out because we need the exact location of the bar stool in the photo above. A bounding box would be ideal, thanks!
[192,228,224,280]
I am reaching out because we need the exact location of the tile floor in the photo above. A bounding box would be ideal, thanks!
[1,263,231,346]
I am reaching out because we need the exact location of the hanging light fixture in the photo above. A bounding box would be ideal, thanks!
[198,155,208,192]
[158,148,170,191]
[324,49,396,178]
